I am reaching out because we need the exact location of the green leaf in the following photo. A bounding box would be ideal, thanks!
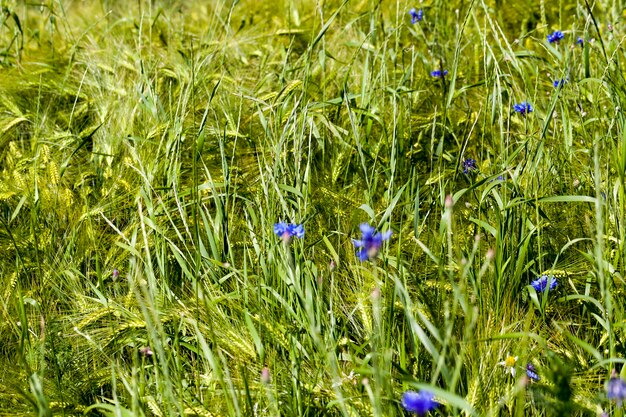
[83,403,136,417]
[537,195,597,204]
[245,310,264,362]
[359,204,376,222]
[380,183,407,225]
[469,217,497,237]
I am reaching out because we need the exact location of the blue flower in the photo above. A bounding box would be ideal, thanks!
[401,390,437,415]
[513,102,533,115]
[289,224,304,238]
[274,222,304,241]
[430,69,448,78]
[577,37,584,46]
[462,158,477,174]
[409,8,423,23]
[553,78,568,88]
[607,370,626,405]
[526,363,540,381]
[531,274,557,293]
[352,223,392,261]
[547,30,564,43]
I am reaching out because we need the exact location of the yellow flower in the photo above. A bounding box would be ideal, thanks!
[498,355,518,377]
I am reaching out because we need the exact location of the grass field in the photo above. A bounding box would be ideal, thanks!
[1,0,626,415]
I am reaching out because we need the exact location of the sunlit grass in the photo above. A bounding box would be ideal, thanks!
[0,0,625,416]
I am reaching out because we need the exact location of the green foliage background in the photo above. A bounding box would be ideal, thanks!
[0,0,625,415]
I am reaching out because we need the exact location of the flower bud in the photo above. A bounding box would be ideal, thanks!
[261,367,271,384]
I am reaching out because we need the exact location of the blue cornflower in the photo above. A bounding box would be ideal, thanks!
[352,223,392,261]
[513,102,533,115]
[409,8,423,23]
[401,390,438,415]
[547,30,565,44]
[462,158,477,174]
[430,69,448,78]
[274,222,304,242]
[531,274,557,293]
[526,363,540,381]
[607,370,626,405]
[576,37,584,46]
[553,78,568,88]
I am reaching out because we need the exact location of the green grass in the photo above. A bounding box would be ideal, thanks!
[1,0,626,415]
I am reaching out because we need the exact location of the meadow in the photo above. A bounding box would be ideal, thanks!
[0,0,625,415]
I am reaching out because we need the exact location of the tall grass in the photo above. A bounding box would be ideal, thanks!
[0,0,625,416]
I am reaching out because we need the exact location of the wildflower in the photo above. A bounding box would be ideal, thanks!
[409,8,423,23]
[430,69,448,78]
[526,363,540,381]
[352,223,392,261]
[401,390,438,415]
[345,370,359,385]
[498,355,518,377]
[607,369,626,405]
[553,78,568,88]
[547,30,565,44]
[112,268,119,280]
[261,367,271,384]
[531,274,557,293]
[444,194,454,209]
[371,287,381,300]
[462,158,477,174]
[576,37,584,46]
[274,222,305,242]
[513,102,533,115]
[139,346,153,357]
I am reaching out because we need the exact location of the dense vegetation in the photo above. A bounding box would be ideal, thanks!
[1,0,626,415]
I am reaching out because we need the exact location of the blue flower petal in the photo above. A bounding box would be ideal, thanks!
[274,222,304,240]
[357,248,370,261]
[289,224,305,238]
[401,390,437,414]
[359,223,375,235]
[548,30,564,43]
[274,222,288,236]
[531,275,557,293]
[409,8,423,24]
[513,102,533,115]
[607,376,626,404]
[353,223,392,261]
[526,363,540,381]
